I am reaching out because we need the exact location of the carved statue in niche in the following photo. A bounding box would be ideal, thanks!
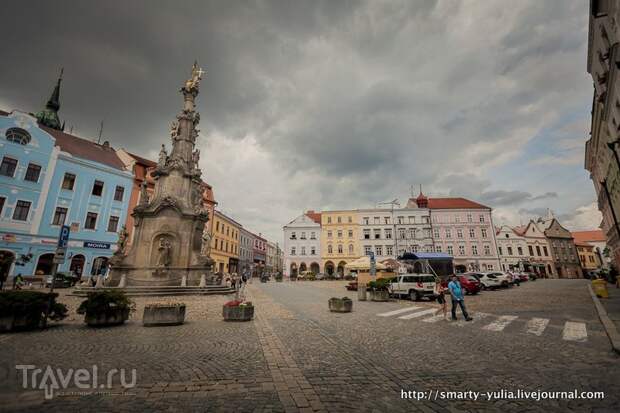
[117,225,129,255]
[201,230,212,257]
[170,120,180,141]
[157,237,173,267]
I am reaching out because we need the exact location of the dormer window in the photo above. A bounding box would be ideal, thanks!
[5,128,31,145]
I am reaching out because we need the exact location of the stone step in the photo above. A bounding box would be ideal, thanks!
[70,286,235,297]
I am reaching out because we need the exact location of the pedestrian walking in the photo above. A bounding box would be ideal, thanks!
[434,279,448,320]
[448,274,472,321]
[14,273,24,290]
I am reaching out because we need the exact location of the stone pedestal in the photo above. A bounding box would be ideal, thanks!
[181,275,187,287]
[118,274,127,288]
[357,283,367,301]
[199,273,206,287]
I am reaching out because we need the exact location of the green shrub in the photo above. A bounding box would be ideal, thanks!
[0,291,68,328]
[77,290,135,317]
[367,277,394,291]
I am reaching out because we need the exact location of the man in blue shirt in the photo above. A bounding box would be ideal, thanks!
[448,274,472,321]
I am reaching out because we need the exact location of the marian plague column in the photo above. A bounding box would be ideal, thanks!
[109,62,214,286]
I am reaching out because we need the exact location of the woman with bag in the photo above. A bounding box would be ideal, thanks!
[434,278,448,320]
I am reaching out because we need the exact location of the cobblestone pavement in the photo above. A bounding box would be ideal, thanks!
[0,279,618,412]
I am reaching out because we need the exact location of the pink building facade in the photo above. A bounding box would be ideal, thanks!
[411,195,501,273]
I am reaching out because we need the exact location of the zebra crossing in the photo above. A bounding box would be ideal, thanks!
[376,306,590,342]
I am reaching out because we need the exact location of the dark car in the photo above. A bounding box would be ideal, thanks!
[517,273,529,282]
[45,272,79,288]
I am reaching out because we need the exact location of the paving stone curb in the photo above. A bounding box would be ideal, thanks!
[588,284,620,355]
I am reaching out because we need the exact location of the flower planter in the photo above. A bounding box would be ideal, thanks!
[84,308,130,327]
[223,305,254,321]
[0,314,42,332]
[328,297,353,313]
[370,290,390,302]
[143,304,186,327]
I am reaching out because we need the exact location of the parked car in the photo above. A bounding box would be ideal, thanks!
[315,272,326,280]
[484,272,512,287]
[457,273,482,294]
[45,272,79,288]
[476,273,502,290]
[388,274,437,301]
[523,272,537,281]
[345,281,358,291]
[516,273,529,282]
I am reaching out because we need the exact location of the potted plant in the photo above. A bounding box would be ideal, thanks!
[328,297,353,313]
[0,291,67,332]
[275,273,283,282]
[368,278,392,302]
[222,300,254,321]
[143,303,186,327]
[77,290,135,327]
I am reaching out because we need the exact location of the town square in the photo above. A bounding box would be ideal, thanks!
[1,1,620,412]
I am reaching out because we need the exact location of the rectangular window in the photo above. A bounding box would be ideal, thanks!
[291,247,296,255]
[114,186,125,201]
[374,229,381,239]
[481,228,487,238]
[499,246,503,255]
[291,231,296,239]
[24,163,41,182]
[472,245,478,255]
[433,228,440,238]
[374,217,380,224]
[301,246,306,255]
[469,228,476,238]
[543,246,548,256]
[435,245,442,253]
[0,197,4,216]
[310,232,316,239]
[484,245,491,255]
[458,245,466,255]
[327,231,333,238]
[457,229,463,239]
[375,245,383,256]
[517,246,523,255]
[467,214,472,223]
[52,207,68,226]
[300,232,306,239]
[338,244,343,254]
[364,245,372,256]
[348,216,352,223]
[445,229,452,239]
[311,247,316,255]
[479,215,485,223]
[447,245,454,255]
[363,229,370,239]
[107,216,119,232]
[399,229,406,239]
[85,212,98,229]
[536,246,541,256]
[385,229,392,239]
[12,200,31,221]
[348,230,353,238]
[337,230,343,238]
[384,217,390,224]
[0,157,18,177]
[397,216,404,224]
[327,217,332,224]
[507,246,513,256]
[92,180,104,196]
[386,245,393,256]
[363,217,369,225]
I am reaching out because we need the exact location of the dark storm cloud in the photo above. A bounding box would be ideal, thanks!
[0,1,596,239]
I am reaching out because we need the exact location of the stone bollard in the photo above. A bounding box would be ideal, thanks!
[357,282,367,301]
[199,273,206,287]
[181,275,187,287]
[118,274,127,288]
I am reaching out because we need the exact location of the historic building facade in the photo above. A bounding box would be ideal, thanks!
[572,230,609,268]
[210,210,241,274]
[238,227,254,275]
[520,220,555,277]
[496,225,530,272]
[252,233,267,276]
[0,107,133,278]
[586,0,620,270]
[283,212,321,277]
[320,210,360,276]
[358,205,432,260]
[541,218,582,279]
[576,241,602,273]
[420,196,501,273]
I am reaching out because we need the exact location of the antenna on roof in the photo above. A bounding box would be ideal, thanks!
[97,120,104,144]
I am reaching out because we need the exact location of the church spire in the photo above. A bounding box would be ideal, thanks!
[36,68,64,131]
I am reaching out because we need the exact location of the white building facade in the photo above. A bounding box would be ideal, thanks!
[283,212,321,277]
[496,225,530,272]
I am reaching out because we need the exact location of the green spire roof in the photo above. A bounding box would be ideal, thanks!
[36,68,64,131]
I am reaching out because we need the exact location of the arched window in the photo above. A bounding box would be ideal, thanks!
[337,244,343,254]
[327,244,333,254]
[5,128,31,145]
[348,244,354,254]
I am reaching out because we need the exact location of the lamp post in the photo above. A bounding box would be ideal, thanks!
[378,199,400,259]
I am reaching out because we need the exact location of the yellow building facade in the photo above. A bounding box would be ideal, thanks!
[576,242,601,272]
[210,210,241,274]
[320,210,361,276]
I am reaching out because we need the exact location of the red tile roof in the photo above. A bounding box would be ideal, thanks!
[40,125,127,170]
[427,197,490,210]
[306,210,322,224]
[512,225,527,236]
[571,230,606,244]
[127,152,157,168]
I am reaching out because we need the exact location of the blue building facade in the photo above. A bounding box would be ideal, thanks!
[0,110,133,279]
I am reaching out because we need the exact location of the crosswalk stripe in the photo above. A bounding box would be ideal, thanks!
[452,311,492,327]
[482,315,518,331]
[562,321,588,342]
[422,314,446,323]
[377,307,420,317]
[398,308,438,320]
[525,317,549,336]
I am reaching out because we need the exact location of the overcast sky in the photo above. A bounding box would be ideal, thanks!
[0,0,599,243]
